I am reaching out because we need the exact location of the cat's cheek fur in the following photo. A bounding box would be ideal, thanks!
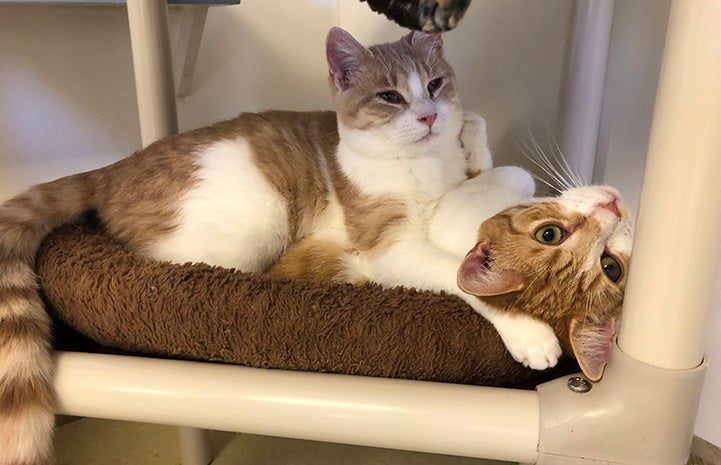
[342,104,462,161]
[147,139,290,271]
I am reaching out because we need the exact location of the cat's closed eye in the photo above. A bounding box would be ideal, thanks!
[377,90,406,104]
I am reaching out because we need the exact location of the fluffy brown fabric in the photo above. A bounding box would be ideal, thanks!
[37,221,575,387]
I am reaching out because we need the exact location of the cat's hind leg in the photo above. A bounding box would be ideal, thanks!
[268,235,367,284]
[148,139,291,271]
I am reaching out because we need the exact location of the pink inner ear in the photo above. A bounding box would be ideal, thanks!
[457,242,525,296]
[570,318,616,382]
[326,27,370,91]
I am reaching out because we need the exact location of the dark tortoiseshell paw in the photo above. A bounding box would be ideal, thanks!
[362,0,471,33]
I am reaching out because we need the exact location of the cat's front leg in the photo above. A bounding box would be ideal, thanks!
[463,296,563,370]
[460,113,493,176]
[364,236,562,370]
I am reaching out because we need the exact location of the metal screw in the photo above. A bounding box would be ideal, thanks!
[567,376,592,393]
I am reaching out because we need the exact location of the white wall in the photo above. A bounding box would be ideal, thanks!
[0,0,719,449]
[0,0,570,197]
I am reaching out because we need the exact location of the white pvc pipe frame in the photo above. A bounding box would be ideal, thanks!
[53,1,721,463]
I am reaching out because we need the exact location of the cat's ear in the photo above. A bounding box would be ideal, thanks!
[326,27,372,92]
[457,241,525,296]
[405,31,444,55]
[569,317,616,382]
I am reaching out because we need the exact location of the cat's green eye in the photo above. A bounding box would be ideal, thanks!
[427,77,443,95]
[534,224,566,245]
[377,91,405,104]
[601,253,622,283]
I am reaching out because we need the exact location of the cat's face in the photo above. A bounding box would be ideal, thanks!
[326,27,463,158]
[458,186,633,381]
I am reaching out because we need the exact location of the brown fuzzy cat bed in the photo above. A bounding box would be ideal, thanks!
[37,221,576,387]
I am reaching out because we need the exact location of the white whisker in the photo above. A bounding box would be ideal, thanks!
[533,137,575,190]
[551,138,585,188]
[518,131,590,193]
[581,285,593,332]
[519,138,571,191]
[549,141,580,188]
[530,173,561,194]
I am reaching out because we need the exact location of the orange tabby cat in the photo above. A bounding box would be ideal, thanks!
[454,178,632,381]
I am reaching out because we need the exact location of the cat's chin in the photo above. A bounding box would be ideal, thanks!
[416,131,438,144]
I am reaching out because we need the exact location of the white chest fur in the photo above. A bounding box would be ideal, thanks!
[336,140,468,204]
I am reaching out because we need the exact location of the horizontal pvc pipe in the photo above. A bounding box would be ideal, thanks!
[53,351,539,463]
[555,0,615,183]
[619,0,721,369]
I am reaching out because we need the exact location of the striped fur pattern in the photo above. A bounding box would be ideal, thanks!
[0,28,489,464]
[0,174,97,465]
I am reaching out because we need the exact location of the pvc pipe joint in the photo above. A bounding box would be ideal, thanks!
[536,340,707,464]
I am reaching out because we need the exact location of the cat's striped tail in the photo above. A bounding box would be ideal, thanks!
[0,172,97,465]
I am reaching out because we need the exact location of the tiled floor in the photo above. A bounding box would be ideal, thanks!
[55,418,509,465]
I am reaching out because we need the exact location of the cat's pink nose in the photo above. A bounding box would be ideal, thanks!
[418,113,437,129]
[597,197,621,218]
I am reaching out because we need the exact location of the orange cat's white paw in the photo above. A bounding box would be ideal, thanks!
[493,313,562,370]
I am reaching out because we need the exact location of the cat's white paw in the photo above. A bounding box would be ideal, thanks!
[492,312,562,370]
[460,113,493,174]
[480,166,536,198]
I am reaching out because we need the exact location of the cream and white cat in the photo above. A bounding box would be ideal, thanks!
[0,28,496,465]
[0,26,630,465]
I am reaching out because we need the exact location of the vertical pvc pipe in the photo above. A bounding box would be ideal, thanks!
[177,427,212,465]
[126,0,178,144]
[619,0,721,369]
[555,0,615,183]
[127,2,204,462]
